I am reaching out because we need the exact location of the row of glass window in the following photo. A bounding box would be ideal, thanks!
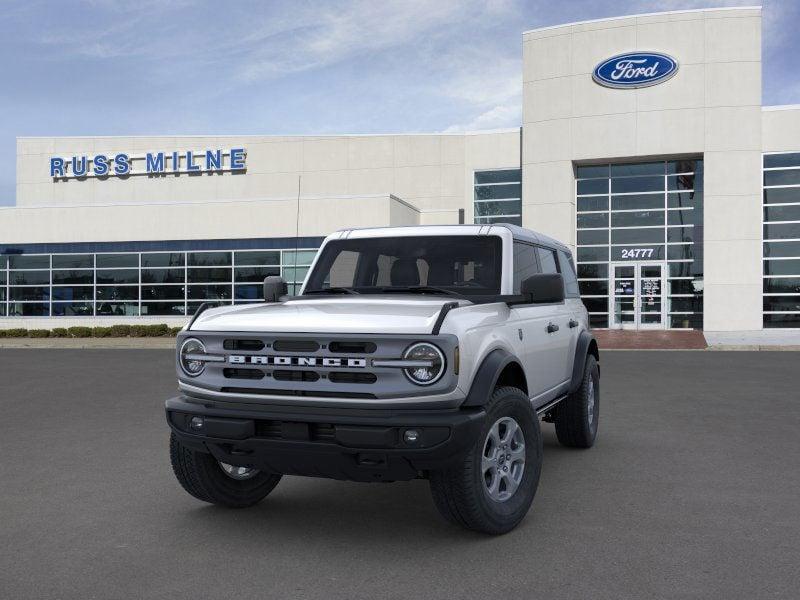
[578,191,702,212]
[763,153,800,328]
[474,169,522,226]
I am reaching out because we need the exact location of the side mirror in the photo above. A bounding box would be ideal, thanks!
[263,276,288,302]
[521,273,565,304]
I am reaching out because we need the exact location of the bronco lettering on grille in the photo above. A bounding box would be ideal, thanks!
[228,355,367,368]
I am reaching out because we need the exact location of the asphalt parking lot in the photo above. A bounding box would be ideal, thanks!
[1,350,798,599]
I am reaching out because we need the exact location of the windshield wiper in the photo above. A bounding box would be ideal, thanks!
[303,287,360,295]
[376,286,464,298]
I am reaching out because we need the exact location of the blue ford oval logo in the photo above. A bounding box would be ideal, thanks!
[593,52,679,89]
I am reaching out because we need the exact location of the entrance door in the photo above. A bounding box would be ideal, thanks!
[610,262,666,330]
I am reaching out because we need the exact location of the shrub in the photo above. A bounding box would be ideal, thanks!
[67,326,93,338]
[50,328,69,338]
[4,328,28,337]
[129,325,148,337]
[109,324,132,337]
[92,327,112,338]
[145,324,170,337]
[28,329,51,338]
[169,327,183,336]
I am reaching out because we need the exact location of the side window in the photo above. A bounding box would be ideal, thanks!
[513,242,539,293]
[536,247,559,274]
[558,250,579,298]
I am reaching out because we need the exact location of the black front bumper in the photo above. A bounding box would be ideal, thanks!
[166,396,485,482]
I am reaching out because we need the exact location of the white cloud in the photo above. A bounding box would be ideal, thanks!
[442,103,521,132]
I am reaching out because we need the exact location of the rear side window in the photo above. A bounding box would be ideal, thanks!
[512,242,539,293]
[536,247,559,274]
[558,250,579,298]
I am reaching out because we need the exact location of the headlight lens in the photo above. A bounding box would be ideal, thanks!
[403,342,445,385]
[179,338,207,377]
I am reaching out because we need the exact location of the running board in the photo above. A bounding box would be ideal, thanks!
[535,394,567,416]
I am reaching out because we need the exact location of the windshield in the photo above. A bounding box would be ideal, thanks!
[303,235,502,296]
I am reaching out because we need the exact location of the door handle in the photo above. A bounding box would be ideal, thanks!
[546,322,559,334]
[569,319,579,328]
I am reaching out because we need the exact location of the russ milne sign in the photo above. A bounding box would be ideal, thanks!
[49,148,246,179]
[593,52,678,89]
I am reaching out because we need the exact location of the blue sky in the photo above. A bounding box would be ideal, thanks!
[1,0,798,206]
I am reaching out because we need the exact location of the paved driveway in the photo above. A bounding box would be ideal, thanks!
[1,350,797,599]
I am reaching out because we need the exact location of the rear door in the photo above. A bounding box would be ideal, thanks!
[533,246,572,391]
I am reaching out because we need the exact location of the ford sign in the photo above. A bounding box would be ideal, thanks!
[593,52,678,89]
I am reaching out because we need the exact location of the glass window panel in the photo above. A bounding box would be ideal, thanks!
[763,188,800,205]
[8,302,49,316]
[577,247,609,262]
[0,255,6,269]
[611,176,663,194]
[611,228,665,244]
[52,254,93,269]
[763,241,800,258]
[52,270,92,284]
[234,251,280,266]
[764,314,800,327]
[52,302,94,316]
[282,250,318,266]
[96,253,138,268]
[579,280,609,295]
[474,199,522,217]
[474,170,521,185]
[669,297,703,312]
[764,170,800,187]
[577,196,608,212]
[234,284,262,300]
[536,247,559,274]
[52,286,93,301]
[187,284,232,300]
[234,266,280,282]
[764,223,800,240]
[667,174,698,191]
[667,209,700,226]
[10,270,50,285]
[667,227,695,243]
[577,230,608,245]
[763,278,800,294]
[10,287,49,301]
[764,153,800,168]
[611,210,664,228]
[475,215,522,225]
[187,301,226,313]
[9,255,49,269]
[0,305,5,316]
[187,267,231,283]
[140,253,184,268]
[96,269,138,284]
[667,160,701,174]
[96,302,139,316]
[513,242,539,293]
[140,302,186,316]
[667,191,703,209]
[589,314,609,328]
[283,266,310,282]
[141,286,185,300]
[763,296,800,312]
[612,194,664,210]
[670,314,703,329]
[667,245,695,261]
[611,246,665,261]
[474,184,521,200]
[577,213,608,228]
[558,251,579,298]
[763,259,800,276]
[0,289,5,301]
[764,205,800,222]
[576,179,608,195]
[669,279,703,295]
[142,268,185,284]
[668,262,695,277]
[576,165,609,179]
[577,264,608,279]
[96,286,139,301]
[188,251,231,266]
[582,297,608,312]
[0,271,5,285]
[611,162,663,177]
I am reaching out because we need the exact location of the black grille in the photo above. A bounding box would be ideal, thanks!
[223,339,265,351]
[253,420,335,441]
[223,368,265,380]
[329,372,377,384]
[220,387,377,399]
[273,370,320,382]
[273,339,320,352]
[329,341,377,354]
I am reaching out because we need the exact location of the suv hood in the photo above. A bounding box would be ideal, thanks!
[189,296,467,335]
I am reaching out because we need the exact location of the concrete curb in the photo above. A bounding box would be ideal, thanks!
[0,338,176,349]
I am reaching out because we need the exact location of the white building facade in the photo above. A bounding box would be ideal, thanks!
[2,6,799,335]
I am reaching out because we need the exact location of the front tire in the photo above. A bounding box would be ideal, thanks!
[554,354,599,448]
[169,433,282,508]
[429,386,543,534]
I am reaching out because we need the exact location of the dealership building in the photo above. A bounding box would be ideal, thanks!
[1,6,799,337]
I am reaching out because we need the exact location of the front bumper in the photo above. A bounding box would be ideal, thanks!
[166,395,485,482]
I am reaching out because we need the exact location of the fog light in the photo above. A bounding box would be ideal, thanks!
[189,416,204,431]
[403,429,420,444]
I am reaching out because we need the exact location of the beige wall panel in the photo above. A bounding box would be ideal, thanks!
[635,63,705,112]
[393,165,441,199]
[569,25,637,75]
[525,77,574,122]
[393,136,441,167]
[705,61,761,108]
[299,170,349,196]
[703,195,762,242]
[523,33,572,82]
[705,106,762,151]
[703,151,762,197]
[301,138,349,172]
[526,119,572,163]
[440,136,466,165]
[522,161,573,205]
[635,17,705,64]
[388,198,420,226]
[521,201,575,246]
[347,136,395,170]
[246,140,303,174]
[634,108,705,156]
[570,75,636,118]
[703,283,762,330]
[762,109,800,151]
[570,113,638,161]
[346,168,394,196]
[704,17,760,63]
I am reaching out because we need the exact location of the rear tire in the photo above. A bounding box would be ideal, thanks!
[169,433,282,508]
[429,386,542,534]
[554,354,599,448]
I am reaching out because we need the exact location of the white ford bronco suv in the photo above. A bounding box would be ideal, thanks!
[166,224,599,534]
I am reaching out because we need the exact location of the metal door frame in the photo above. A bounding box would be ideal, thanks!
[610,261,667,330]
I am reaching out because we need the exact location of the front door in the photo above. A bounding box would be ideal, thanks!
[610,262,666,330]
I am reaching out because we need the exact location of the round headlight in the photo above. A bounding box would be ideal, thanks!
[180,338,207,377]
[403,342,445,385]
